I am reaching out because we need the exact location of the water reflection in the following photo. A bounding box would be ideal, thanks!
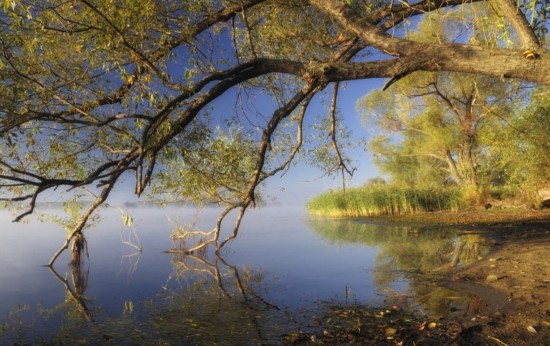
[1,261,95,344]
[0,207,510,344]
[49,262,92,322]
[1,250,293,345]
[308,218,494,272]
[307,217,501,318]
[154,251,286,344]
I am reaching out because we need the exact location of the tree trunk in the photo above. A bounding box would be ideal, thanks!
[459,141,478,188]
[70,233,88,268]
[445,150,463,185]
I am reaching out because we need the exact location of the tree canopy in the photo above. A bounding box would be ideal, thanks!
[356,11,536,191]
[1,0,549,265]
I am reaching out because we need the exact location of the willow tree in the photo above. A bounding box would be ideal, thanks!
[357,7,534,191]
[484,89,550,199]
[1,0,549,265]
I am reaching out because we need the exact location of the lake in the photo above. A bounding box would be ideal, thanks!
[0,205,501,344]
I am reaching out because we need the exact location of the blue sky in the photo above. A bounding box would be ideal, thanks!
[103,77,386,208]
[266,78,386,206]
[40,23,389,209]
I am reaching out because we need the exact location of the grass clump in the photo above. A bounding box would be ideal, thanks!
[306,185,463,218]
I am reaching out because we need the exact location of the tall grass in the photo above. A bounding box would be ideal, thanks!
[306,185,463,217]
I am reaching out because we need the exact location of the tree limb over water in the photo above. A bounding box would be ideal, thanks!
[0,0,548,264]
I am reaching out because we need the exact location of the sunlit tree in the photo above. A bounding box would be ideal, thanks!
[484,89,550,202]
[357,7,532,190]
[1,0,549,265]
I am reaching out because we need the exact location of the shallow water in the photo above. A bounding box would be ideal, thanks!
[0,205,499,344]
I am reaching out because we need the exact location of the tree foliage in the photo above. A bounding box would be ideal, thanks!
[0,0,549,264]
[485,89,550,193]
[358,70,528,189]
[357,6,546,197]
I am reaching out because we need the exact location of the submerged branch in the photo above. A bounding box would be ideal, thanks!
[48,171,122,267]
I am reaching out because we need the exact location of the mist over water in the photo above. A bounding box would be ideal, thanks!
[0,205,495,343]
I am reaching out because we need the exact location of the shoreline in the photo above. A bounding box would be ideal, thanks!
[308,208,550,229]
[305,209,550,345]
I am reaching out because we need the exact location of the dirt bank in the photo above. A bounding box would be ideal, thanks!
[394,209,550,345]
[448,219,550,345]
[302,209,550,345]
[374,208,550,227]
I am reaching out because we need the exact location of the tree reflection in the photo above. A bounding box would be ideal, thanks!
[152,251,284,344]
[308,217,495,318]
[2,246,291,345]
[43,231,93,324]
[49,262,92,322]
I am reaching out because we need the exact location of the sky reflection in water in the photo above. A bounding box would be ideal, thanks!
[0,205,493,343]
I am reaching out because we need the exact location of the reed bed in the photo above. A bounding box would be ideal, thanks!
[306,185,463,217]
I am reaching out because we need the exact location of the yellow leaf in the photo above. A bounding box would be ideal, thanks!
[428,322,437,329]
[418,321,427,331]
[385,327,397,336]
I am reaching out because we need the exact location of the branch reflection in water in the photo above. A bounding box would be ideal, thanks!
[49,256,92,322]
[2,245,294,345]
[160,250,285,344]
[307,217,504,319]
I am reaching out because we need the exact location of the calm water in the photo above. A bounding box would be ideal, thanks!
[0,205,497,344]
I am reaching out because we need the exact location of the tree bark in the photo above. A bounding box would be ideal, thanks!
[494,0,540,49]
[445,150,464,185]
[309,0,550,85]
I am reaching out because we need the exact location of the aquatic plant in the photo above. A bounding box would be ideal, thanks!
[306,185,463,217]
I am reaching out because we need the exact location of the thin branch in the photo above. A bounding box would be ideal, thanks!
[266,93,311,178]
[218,205,247,250]
[48,170,122,266]
[329,81,354,176]
[13,186,45,222]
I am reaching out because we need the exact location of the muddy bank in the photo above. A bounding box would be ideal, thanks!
[448,223,550,345]
[368,208,550,228]
[393,210,550,345]
[300,210,550,345]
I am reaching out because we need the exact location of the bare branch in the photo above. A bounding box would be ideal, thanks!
[329,81,354,176]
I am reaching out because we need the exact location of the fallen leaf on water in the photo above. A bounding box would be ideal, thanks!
[527,325,537,334]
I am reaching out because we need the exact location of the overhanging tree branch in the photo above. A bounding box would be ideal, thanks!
[493,0,541,49]
[1,0,549,266]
